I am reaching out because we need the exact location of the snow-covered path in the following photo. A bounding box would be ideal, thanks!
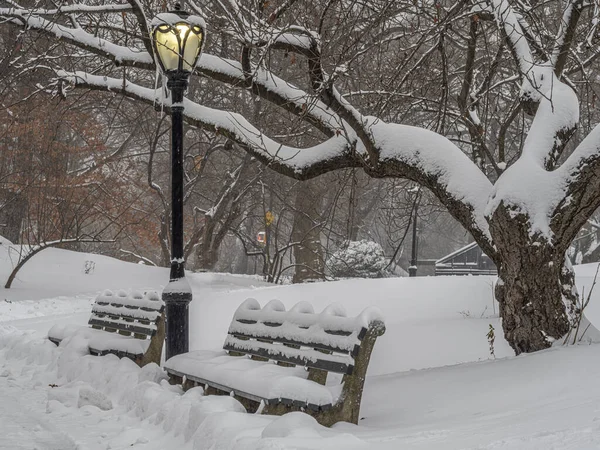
[0,375,77,450]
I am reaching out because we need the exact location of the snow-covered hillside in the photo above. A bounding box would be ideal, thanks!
[2,246,600,449]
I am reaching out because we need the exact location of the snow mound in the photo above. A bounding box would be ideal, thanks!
[77,385,113,410]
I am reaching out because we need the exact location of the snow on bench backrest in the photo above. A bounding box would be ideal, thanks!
[89,289,164,339]
[95,289,163,312]
[224,298,384,374]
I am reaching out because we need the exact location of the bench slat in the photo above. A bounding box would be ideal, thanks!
[165,367,267,404]
[95,292,163,312]
[96,301,164,313]
[88,316,156,337]
[233,307,365,336]
[223,336,354,374]
[229,330,361,357]
[92,304,160,322]
[228,320,360,355]
[89,347,144,359]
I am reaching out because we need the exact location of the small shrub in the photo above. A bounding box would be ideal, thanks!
[328,240,389,279]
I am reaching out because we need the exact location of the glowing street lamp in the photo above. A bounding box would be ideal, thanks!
[151,3,205,360]
[152,5,205,76]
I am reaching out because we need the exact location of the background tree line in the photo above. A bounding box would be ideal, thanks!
[0,0,468,284]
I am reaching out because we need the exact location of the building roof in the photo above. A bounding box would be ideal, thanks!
[435,242,479,265]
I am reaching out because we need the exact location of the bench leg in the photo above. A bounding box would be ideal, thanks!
[263,323,385,427]
[139,312,166,367]
[232,395,260,413]
[168,374,183,386]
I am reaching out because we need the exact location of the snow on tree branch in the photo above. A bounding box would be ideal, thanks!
[57,70,361,180]
[57,68,494,246]
[520,78,579,169]
[199,54,343,136]
[487,0,534,76]
[1,4,132,15]
[10,0,600,256]
[369,120,493,241]
[484,76,580,239]
[0,7,345,137]
[0,8,153,67]
[486,0,554,108]
[552,123,600,248]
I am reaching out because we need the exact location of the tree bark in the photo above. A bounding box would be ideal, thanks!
[490,206,576,354]
[292,182,325,283]
[196,231,219,271]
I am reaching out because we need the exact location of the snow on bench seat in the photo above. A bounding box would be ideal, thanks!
[48,324,151,357]
[48,323,85,345]
[164,350,336,407]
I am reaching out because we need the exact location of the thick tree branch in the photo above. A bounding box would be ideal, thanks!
[0,8,342,137]
[487,0,534,78]
[552,125,600,251]
[2,4,132,15]
[124,0,154,57]
[551,0,585,77]
[58,71,362,181]
[0,8,153,67]
[58,70,493,251]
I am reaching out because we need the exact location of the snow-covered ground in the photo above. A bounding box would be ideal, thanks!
[2,245,600,449]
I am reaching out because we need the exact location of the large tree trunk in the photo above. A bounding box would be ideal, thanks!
[292,182,325,283]
[196,248,218,271]
[195,215,232,272]
[196,236,219,271]
[490,206,576,354]
[195,224,219,271]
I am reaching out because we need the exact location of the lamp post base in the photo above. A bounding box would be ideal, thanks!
[163,277,192,360]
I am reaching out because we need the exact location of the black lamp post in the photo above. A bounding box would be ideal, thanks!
[408,202,418,277]
[408,187,420,277]
[151,4,205,360]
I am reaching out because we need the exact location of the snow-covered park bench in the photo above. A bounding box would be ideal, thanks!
[48,290,165,367]
[164,299,385,426]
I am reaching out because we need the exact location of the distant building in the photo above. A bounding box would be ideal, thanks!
[413,259,437,276]
[435,242,497,276]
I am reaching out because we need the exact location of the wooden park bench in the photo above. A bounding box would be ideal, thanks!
[48,289,165,367]
[164,298,385,426]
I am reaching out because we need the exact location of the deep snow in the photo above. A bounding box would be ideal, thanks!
[2,245,600,449]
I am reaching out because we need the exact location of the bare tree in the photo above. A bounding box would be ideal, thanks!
[0,94,140,287]
[3,0,600,354]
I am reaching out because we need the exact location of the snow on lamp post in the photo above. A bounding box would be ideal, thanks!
[151,3,205,360]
